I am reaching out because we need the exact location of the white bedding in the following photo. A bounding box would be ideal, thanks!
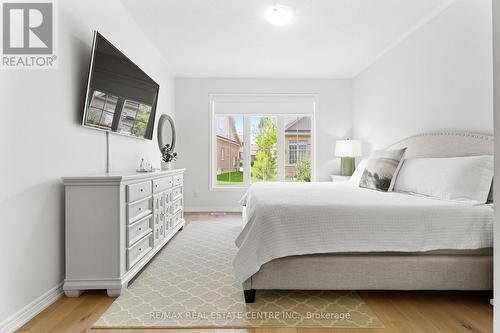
[234,182,493,282]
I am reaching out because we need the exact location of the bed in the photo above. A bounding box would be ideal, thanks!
[235,131,494,303]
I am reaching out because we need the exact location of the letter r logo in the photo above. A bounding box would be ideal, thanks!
[2,2,53,54]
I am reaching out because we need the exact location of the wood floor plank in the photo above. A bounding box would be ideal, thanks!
[17,295,86,332]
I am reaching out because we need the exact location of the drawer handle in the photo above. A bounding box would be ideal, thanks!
[139,227,142,231]
[139,247,142,251]
[155,184,159,188]
[139,207,143,211]
[140,188,144,192]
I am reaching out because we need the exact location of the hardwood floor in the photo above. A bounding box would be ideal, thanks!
[17,213,493,333]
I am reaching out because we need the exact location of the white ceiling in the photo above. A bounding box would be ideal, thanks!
[120,0,452,78]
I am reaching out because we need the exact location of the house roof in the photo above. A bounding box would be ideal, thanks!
[285,117,311,133]
[216,117,241,144]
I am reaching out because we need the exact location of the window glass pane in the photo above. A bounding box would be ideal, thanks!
[251,116,277,183]
[212,113,313,187]
[104,95,118,112]
[86,91,118,130]
[86,107,102,126]
[215,116,244,185]
[118,100,152,138]
[89,91,107,109]
[284,116,311,182]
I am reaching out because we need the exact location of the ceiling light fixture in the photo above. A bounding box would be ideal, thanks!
[265,5,293,27]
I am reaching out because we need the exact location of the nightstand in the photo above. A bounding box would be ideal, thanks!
[330,175,351,182]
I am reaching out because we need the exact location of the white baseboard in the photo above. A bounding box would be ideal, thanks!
[184,206,242,213]
[0,282,63,333]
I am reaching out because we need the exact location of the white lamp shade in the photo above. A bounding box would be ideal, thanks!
[335,140,362,157]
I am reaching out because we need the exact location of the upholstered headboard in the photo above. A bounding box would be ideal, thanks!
[386,131,493,158]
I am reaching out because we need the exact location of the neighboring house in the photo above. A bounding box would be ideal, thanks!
[215,117,242,174]
[284,117,311,179]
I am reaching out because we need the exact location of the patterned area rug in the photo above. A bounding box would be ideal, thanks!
[94,219,383,328]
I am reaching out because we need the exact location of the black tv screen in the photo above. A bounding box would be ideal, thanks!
[82,31,159,140]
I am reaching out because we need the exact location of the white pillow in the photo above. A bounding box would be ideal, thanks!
[349,159,367,185]
[393,155,493,204]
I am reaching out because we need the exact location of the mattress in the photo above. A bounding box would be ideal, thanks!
[234,182,493,282]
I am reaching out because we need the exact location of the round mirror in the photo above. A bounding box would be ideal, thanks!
[157,114,176,153]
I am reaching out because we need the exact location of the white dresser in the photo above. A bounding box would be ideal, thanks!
[62,169,185,297]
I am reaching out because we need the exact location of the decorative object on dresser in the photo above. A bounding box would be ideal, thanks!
[329,175,350,182]
[161,144,177,171]
[137,158,154,172]
[62,169,185,297]
[158,114,177,170]
[335,139,362,176]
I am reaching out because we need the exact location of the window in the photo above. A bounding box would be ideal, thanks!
[211,96,315,189]
[118,100,152,137]
[211,94,315,189]
[283,115,312,182]
[214,115,244,185]
[251,116,277,183]
[288,140,308,164]
[86,90,118,130]
[85,90,153,138]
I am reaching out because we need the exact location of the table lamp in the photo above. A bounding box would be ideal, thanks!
[335,139,362,176]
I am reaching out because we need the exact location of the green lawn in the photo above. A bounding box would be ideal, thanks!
[217,171,244,184]
[217,171,279,185]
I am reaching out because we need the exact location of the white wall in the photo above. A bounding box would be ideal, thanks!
[0,0,174,327]
[352,0,493,151]
[175,79,352,211]
[493,0,499,330]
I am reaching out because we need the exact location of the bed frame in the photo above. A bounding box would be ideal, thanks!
[242,131,494,303]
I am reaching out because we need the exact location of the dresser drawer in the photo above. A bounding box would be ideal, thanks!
[127,181,152,202]
[127,215,152,247]
[153,177,173,193]
[127,197,152,224]
[173,174,183,186]
[127,233,152,270]
[172,186,183,200]
[172,197,183,214]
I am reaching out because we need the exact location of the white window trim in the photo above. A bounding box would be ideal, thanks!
[209,93,318,191]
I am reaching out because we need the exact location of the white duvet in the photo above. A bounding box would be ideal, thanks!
[234,182,493,282]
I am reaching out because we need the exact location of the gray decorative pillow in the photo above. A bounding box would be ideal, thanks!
[359,148,407,192]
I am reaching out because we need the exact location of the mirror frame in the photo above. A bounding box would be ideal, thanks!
[157,114,176,153]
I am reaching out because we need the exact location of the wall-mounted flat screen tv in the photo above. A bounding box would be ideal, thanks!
[82,31,159,140]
